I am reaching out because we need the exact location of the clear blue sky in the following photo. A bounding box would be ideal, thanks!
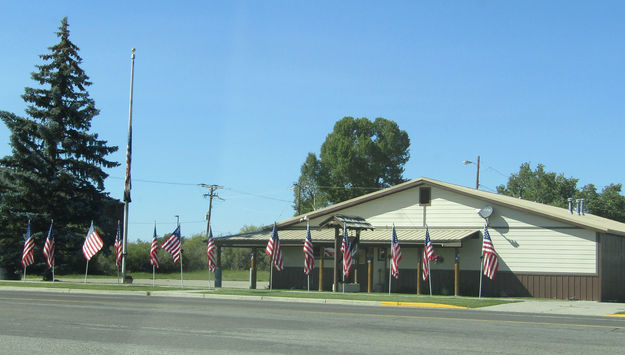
[2,1,624,241]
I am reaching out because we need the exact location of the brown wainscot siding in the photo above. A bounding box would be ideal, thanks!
[459,271,600,301]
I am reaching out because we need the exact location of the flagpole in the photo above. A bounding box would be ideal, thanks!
[270,266,273,291]
[84,261,89,283]
[479,257,484,298]
[122,48,135,284]
[428,260,432,296]
[23,267,26,282]
[152,265,155,288]
[479,221,487,298]
[180,248,184,288]
[52,265,55,283]
[388,264,392,295]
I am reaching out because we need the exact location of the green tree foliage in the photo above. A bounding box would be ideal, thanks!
[220,224,269,270]
[294,117,410,214]
[496,163,578,207]
[0,18,119,278]
[497,163,625,222]
[293,153,330,214]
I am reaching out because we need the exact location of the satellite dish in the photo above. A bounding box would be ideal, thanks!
[477,206,493,219]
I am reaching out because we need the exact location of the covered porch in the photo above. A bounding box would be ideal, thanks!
[215,215,480,295]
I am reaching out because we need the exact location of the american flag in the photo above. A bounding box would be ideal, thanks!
[114,221,122,269]
[207,227,216,272]
[43,220,54,268]
[303,224,314,275]
[265,223,283,271]
[82,221,103,261]
[124,122,132,203]
[149,224,159,268]
[390,226,402,279]
[422,226,433,281]
[21,221,35,269]
[324,248,335,257]
[482,225,499,279]
[161,225,182,264]
[341,223,352,278]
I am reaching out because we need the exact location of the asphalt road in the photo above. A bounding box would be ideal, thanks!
[1,290,625,354]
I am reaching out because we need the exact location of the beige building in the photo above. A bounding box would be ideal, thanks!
[218,177,625,301]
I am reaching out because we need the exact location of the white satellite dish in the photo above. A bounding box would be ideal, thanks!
[477,206,493,219]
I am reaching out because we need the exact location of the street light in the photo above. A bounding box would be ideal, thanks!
[463,155,480,190]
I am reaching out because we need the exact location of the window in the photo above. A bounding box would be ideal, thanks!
[419,187,431,205]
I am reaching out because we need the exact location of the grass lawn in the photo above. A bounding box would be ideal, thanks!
[21,269,270,282]
[5,270,514,309]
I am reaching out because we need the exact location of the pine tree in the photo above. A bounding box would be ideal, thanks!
[0,18,119,278]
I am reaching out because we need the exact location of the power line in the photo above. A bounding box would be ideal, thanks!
[108,176,198,186]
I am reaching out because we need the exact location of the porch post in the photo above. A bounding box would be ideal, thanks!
[454,247,459,296]
[250,248,257,289]
[318,250,324,291]
[367,249,372,293]
[333,227,339,292]
[417,247,422,295]
[215,246,222,288]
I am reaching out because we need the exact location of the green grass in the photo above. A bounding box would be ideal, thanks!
[8,271,514,309]
[0,280,190,292]
[23,269,270,282]
[1,279,513,308]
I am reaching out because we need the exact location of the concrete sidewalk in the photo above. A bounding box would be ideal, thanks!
[476,299,625,317]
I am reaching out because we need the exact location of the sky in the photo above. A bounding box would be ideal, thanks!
[1,1,624,242]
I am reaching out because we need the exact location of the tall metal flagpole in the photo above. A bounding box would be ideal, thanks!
[176,216,183,288]
[307,220,310,293]
[122,48,135,284]
[428,260,432,296]
[388,235,392,295]
[153,221,156,288]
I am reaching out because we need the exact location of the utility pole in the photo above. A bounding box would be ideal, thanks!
[294,183,302,215]
[200,184,223,237]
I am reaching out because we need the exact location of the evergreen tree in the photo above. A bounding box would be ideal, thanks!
[0,18,119,278]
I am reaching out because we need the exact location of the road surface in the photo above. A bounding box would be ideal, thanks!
[1,290,624,354]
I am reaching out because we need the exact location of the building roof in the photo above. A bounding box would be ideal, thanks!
[216,227,478,248]
[275,177,625,237]
[318,215,374,230]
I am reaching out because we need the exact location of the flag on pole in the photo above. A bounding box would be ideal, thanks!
[82,221,103,261]
[207,227,216,272]
[150,224,159,268]
[123,130,132,202]
[422,226,433,281]
[21,221,35,269]
[390,226,402,279]
[161,225,182,264]
[350,236,359,266]
[324,248,335,257]
[341,223,352,278]
[43,220,54,268]
[303,224,314,275]
[482,225,499,279]
[265,223,284,271]
[114,221,122,269]
[124,54,133,204]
